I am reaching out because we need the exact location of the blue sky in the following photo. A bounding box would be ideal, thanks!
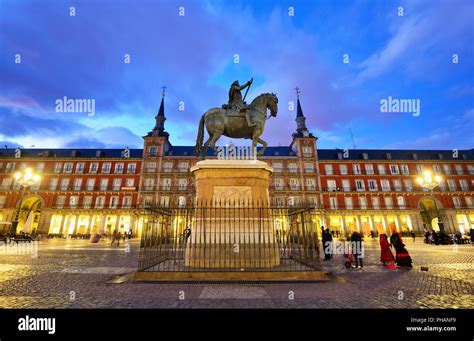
[0,0,473,150]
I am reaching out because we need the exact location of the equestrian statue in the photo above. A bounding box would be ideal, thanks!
[195,78,278,158]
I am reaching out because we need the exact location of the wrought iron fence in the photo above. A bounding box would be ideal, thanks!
[137,201,321,273]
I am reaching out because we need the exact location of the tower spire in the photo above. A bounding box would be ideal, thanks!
[152,85,169,137]
[294,87,310,136]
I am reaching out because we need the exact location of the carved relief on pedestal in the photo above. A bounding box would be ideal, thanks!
[213,186,252,205]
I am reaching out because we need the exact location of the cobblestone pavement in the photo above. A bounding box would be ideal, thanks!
[0,238,472,308]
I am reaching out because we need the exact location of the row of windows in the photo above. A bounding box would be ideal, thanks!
[0,195,135,209]
[0,194,471,210]
[325,178,473,192]
[3,160,473,176]
[144,161,190,173]
[2,175,471,193]
[323,163,474,175]
[326,196,473,210]
[272,178,315,190]
[1,177,136,191]
[143,178,190,191]
[0,162,138,174]
[54,196,134,209]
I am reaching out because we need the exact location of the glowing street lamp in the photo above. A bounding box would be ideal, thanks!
[10,168,41,235]
[416,170,441,190]
[417,170,443,232]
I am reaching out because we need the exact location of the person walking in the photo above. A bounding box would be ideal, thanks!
[390,229,412,268]
[321,226,333,261]
[350,227,363,269]
[411,231,416,243]
[111,230,117,246]
[379,231,395,267]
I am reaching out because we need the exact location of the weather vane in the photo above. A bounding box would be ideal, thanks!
[161,84,167,97]
[295,86,301,99]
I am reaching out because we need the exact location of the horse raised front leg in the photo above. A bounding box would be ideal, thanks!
[256,137,267,156]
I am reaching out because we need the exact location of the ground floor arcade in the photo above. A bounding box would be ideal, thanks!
[313,209,474,238]
[0,208,473,238]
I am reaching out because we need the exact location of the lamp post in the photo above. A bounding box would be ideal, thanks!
[9,168,41,235]
[417,170,443,233]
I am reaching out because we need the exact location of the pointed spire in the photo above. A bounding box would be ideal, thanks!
[151,85,169,137]
[157,96,165,117]
[294,86,310,136]
[296,97,304,118]
[295,87,304,118]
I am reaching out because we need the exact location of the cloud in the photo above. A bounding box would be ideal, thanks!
[355,0,474,83]
[384,108,474,149]
[0,0,472,150]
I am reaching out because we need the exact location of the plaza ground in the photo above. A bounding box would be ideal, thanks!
[0,238,472,309]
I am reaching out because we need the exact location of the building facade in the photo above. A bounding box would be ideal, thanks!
[1,94,473,237]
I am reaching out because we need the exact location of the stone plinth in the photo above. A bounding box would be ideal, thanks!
[185,159,280,269]
[190,159,273,204]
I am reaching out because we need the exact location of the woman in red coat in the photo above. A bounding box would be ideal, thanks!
[379,233,395,265]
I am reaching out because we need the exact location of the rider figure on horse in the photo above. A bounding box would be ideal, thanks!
[222,79,255,127]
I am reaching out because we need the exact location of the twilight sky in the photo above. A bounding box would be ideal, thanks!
[1,0,473,150]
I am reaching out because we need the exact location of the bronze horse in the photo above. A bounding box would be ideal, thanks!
[195,93,278,157]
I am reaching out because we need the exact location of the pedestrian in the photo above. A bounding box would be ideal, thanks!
[470,228,474,243]
[379,229,395,267]
[390,228,412,268]
[411,230,416,243]
[424,230,431,244]
[321,226,333,260]
[350,227,363,269]
[184,225,191,243]
[111,230,117,246]
[432,230,439,245]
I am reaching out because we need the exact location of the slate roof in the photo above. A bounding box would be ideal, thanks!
[0,147,472,160]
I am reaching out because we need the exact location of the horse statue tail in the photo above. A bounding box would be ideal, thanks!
[194,114,205,157]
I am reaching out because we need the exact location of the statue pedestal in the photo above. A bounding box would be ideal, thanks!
[185,159,280,268]
[191,159,273,204]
